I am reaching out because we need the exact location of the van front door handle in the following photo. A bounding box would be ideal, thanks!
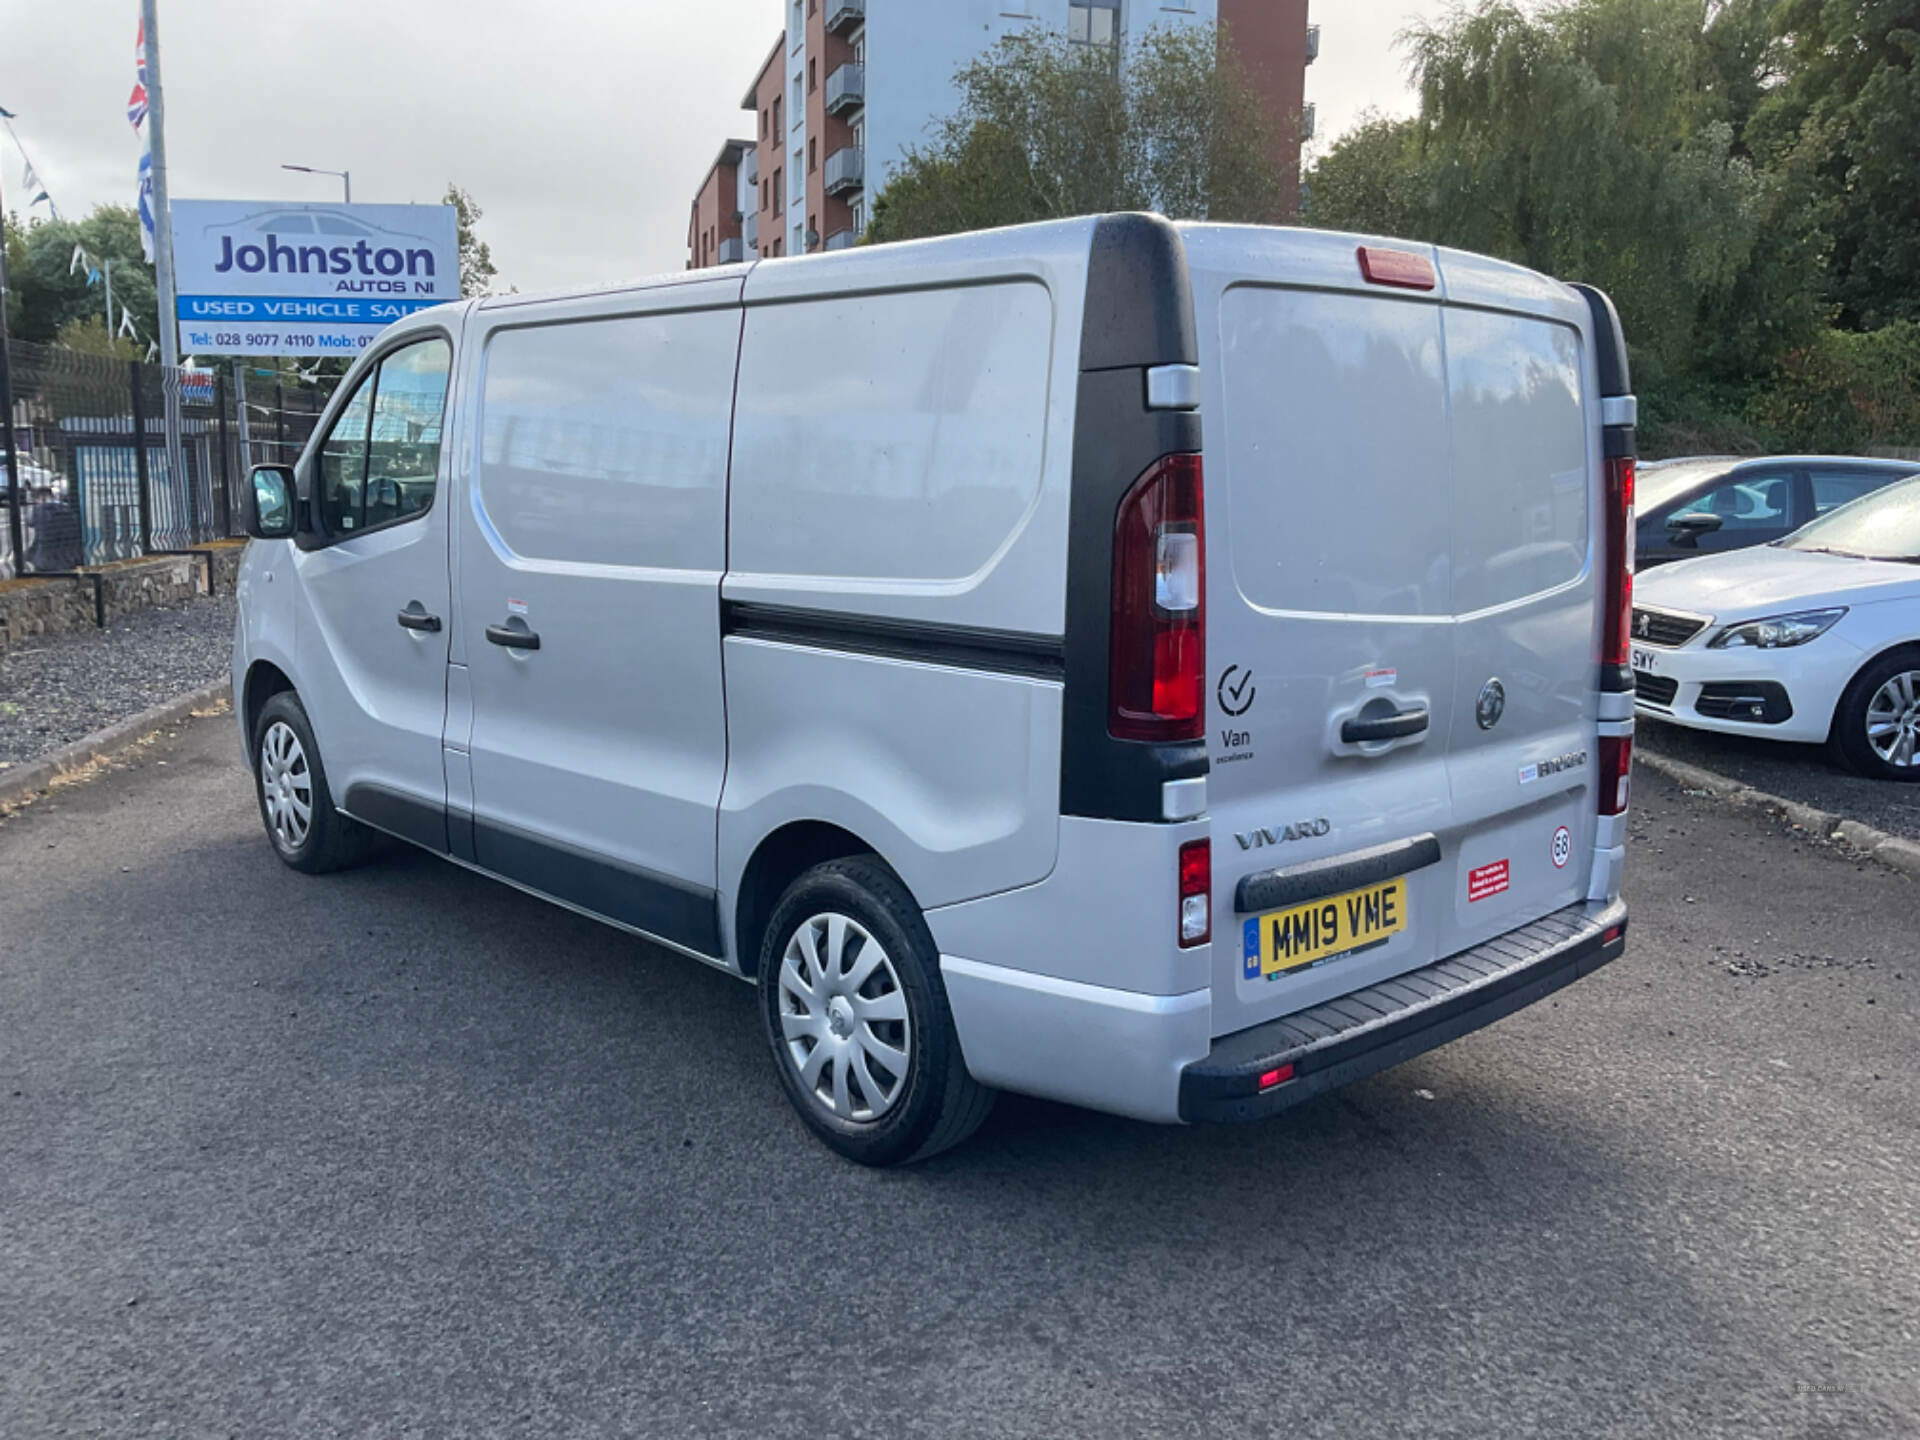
[485,621,541,651]
[1342,707,1429,745]
[396,603,441,633]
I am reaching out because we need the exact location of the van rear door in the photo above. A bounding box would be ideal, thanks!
[1181,226,1603,1038]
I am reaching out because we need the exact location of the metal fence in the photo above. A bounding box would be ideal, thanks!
[1,340,338,580]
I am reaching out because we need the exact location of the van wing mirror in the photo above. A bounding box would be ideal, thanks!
[1667,511,1722,545]
[244,465,297,539]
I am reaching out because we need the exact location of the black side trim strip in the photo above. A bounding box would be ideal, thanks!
[1234,834,1443,915]
[722,601,1064,682]
[343,783,450,854]
[474,819,724,959]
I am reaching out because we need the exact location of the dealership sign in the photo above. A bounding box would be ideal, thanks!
[170,200,459,357]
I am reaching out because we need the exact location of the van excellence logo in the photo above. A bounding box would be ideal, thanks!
[213,233,439,289]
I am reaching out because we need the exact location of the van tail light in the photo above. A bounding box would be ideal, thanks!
[1598,733,1632,816]
[1178,839,1211,946]
[1601,455,1636,670]
[1110,453,1205,742]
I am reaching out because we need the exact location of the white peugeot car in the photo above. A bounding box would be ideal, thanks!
[1632,473,1920,779]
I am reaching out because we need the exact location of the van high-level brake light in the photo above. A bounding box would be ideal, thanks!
[1110,453,1205,742]
[1356,246,1437,291]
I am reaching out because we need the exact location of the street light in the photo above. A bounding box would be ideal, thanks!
[281,164,351,203]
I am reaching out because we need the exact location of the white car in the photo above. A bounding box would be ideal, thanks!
[1632,473,1920,779]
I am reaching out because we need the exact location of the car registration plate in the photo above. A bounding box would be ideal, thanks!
[1631,647,1658,671]
[1242,877,1409,980]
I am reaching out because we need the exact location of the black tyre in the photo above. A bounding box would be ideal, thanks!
[758,856,995,1166]
[1831,647,1920,782]
[251,691,384,873]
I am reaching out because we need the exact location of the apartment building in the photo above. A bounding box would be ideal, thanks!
[693,0,1316,269]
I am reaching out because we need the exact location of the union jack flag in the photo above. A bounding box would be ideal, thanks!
[127,19,148,132]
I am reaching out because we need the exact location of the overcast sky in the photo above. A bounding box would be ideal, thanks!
[0,0,1447,294]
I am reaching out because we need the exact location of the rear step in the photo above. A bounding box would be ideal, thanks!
[1179,900,1627,1123]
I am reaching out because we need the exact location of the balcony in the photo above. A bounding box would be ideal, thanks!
[1306,23,1320,64]
[825,0,863,35]
[825,62,864,116]
[1301,103,1316,142]
[744,212,758,250]
[823,145,863,196]
[824,228,858,252]
[718,236,746,264]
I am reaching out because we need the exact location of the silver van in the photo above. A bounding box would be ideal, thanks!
[233,215,1635,1165]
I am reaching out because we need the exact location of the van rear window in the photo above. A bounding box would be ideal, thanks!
[1220,286,1451,617]
[1218,287,1587,618]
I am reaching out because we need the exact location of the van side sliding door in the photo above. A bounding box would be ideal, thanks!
[451,276,746,959]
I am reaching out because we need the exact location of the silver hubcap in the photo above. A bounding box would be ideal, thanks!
[259,720,313,850]
[777,913,912,1123]
[1865,670,1920,769]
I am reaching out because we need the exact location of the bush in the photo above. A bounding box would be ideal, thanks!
[1750,323,1920,454]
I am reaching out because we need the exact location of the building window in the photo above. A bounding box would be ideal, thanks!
[793,224,803,253]
[809,214,817,250]
[809,58,817,92]
[773,166,783,209]
[809,137,817,172]
[772,96,782,141]
[1068,0,1120,51]
[793,77,803,119]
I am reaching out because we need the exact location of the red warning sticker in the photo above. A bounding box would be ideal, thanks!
[1467,859,1511,903]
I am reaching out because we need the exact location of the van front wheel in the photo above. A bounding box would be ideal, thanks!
[758,857,994,1165]
[251,691,383,874]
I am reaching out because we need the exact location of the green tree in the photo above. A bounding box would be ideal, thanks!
[867,24,1283,244]
[1299,112,1427,239]
[442,182,498,297]
[3,206,158,350]
[1749,0,1920,329]
[52,314,143,360]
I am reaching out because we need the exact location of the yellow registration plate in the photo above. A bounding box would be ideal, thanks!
[1242,877,1409,980]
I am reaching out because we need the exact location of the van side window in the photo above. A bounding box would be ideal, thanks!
[317,338,451,536]
[317,377,375,532]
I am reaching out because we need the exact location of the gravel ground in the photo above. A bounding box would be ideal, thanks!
[0,596,235,767]
[1637,714,1920,843]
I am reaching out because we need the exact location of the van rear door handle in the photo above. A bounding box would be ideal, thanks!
[396,603,441,633]
[485,621,540,651]
[1342,707,1429,745]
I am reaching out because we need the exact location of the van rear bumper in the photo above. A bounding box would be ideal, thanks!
[1179,899,1628,1124]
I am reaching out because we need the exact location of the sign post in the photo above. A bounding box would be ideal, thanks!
[169,201,459,357]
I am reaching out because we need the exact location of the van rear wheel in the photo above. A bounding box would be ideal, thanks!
[758,857,994,1166]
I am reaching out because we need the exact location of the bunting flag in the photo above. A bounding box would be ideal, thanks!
[118,305,139,340]
[22,156,47,207]
[130,18,155,262]
[0,104,14,119]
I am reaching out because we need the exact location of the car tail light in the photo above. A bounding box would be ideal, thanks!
[1178,838,1210,946]
[1110,453,1205,742]
[1602,455,1636,669]
[1598,733,1632,816]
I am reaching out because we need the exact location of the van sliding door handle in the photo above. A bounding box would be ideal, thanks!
[485,621,541,651]
[396,603,441,633]
[1342,707,1429,744]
